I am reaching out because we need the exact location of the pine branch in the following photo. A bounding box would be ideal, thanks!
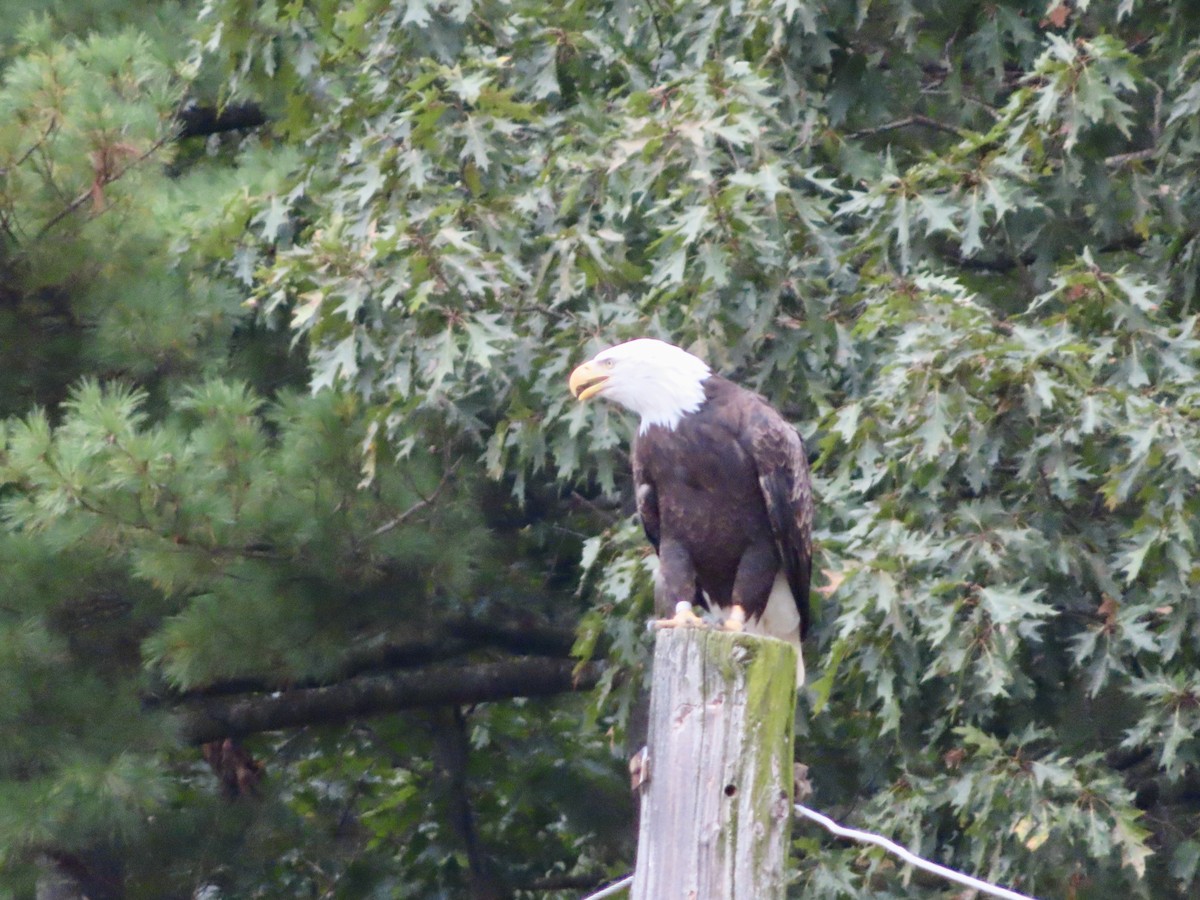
[177,657,604,744]
[13,103,264,247]
[34,133,173,240]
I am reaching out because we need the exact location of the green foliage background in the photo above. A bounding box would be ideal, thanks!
[4,0,1200,896]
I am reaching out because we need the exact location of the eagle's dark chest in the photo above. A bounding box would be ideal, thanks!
[638,415,756,499]
[635,402,774,596]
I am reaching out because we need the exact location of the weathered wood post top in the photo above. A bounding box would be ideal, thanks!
[631,627,798,900]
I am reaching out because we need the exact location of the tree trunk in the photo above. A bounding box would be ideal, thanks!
[631,628,797,900]
[36,852,123,900]
[427,707,502,900]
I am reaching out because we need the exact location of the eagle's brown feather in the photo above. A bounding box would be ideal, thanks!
[633,376,812,637]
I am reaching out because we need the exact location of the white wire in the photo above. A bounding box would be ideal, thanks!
[578,874,633,899]
[793,803,1041,900]
[576,807,1041,900]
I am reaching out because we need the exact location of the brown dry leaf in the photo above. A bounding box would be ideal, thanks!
[1097,593,1119,631]
[1041,1,1071,29]
[815,568,847,598]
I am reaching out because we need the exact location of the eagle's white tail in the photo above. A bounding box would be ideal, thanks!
[740,572,806,686]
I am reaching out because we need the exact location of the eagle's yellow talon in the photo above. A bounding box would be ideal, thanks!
[724,605,746,633]
[653,600,705,629]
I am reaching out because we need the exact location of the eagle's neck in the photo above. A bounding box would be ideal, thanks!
[635,375,710,434]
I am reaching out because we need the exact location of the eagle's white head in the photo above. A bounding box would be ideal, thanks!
[568,338,711,433]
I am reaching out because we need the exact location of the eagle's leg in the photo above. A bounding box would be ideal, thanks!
[652,600,705,629]
[726,544,775,633]
[651,541,704,629]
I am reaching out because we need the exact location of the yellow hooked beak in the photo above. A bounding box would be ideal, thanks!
[568,360,611,402]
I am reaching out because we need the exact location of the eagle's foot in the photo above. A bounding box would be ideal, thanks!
[722,604,747,633]
[652,600,706,630]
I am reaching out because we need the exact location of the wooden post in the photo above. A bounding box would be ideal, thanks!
[631,627,797,900]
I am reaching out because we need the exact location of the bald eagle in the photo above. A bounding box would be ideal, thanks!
[569,338,812,684]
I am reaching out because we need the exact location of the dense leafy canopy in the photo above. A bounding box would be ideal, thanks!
[6,0,1200,896]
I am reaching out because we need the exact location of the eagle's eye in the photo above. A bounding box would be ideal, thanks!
[602,358,616,369]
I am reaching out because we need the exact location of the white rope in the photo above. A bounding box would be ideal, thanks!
[793,803,1040,900]
[577,874,633,899]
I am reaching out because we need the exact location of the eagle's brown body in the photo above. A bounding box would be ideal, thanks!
[632,375,812,637]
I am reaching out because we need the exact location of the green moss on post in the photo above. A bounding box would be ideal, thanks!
[630,628,797,899]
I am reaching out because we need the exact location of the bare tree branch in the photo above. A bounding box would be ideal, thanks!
[1105,148,1156,169]
[176,102,268,139]
[371,458,461,538]
[0,119,57,178]
[849,115,966,139]
[161,614,579,701]
[178,657,604,744]
[521,873,616,891]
